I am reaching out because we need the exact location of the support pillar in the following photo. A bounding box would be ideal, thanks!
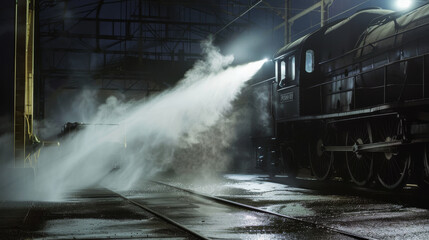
[284,0,291,44]
[14,0,35,167]
[321,0,329,27]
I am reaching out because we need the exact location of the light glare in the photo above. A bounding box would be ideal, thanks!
[396,0,412,10]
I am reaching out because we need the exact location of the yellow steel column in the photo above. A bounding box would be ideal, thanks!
[14,0,35,168]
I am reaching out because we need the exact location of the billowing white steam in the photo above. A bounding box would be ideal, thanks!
[12,41,266,200]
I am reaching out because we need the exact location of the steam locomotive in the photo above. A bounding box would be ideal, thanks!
[254,3,429,190]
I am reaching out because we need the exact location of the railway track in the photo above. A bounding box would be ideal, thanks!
[151,180,374,240]
[111,189,210,240]
[107,181,375,240]
[3,176,427,239]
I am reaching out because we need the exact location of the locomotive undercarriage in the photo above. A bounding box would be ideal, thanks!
[277,109,429,190]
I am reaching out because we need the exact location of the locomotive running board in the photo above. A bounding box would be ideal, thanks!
[323,137,429,153]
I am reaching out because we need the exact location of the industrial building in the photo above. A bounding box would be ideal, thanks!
[1,0,429,239]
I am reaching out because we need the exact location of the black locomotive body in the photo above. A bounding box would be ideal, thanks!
[268,4,429,190]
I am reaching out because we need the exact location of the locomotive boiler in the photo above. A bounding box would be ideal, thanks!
[264,3,429,190]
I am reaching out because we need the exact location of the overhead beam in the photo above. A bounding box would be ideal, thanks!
[276,0,334,42]
[40,17,238,27]
[39,32,204,42]
[289,1,322,23]
[41,47,202,57]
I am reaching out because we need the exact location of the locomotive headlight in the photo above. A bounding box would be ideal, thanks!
[395,0,412,10]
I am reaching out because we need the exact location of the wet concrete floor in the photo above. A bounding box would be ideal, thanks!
[161,174,429,240]
[1,174,428,239]
[0,188,197,239]
[119,182,351,239]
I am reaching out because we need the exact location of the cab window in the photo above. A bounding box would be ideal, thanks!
[305,50,314,73]
[278,55,296,87]
[279,60,286,87]
[288,55,296,80]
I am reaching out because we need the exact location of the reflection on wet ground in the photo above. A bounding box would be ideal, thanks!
[162,174,429,239]
[1,174,429,239]
[0,189,196,239]
[119,182,352,239]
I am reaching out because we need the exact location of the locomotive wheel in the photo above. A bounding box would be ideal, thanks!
[279,145,298,178]
[345,122,374,186]
[418,144,429,190]
[309,130,334,180]
[374,118,410,190]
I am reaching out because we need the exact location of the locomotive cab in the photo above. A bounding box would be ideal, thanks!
[274,30,328,120]
[273,20,344,120]
[274,36,307,120]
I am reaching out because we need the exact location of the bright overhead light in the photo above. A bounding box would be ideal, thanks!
[396,0,412,10]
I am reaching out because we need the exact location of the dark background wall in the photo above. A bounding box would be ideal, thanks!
[0,1,15,133]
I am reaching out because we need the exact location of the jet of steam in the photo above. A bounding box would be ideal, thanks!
[32,41,266,200]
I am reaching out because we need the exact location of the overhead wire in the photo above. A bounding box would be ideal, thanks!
[290,0,373,40]
[213,0,263,36]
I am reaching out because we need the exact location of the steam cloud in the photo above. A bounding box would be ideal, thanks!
[1,40,266,200]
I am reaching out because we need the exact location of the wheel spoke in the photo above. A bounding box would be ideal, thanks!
[419,145,429,190]
[279,146,298,177]
[346,122,373,186]
[375,118,410,190]
[310,127,334,180]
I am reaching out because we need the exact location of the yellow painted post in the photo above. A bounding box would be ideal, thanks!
[14,0,35,168]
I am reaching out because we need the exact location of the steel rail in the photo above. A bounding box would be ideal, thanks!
[107,188,210,240]
[23,202,35,225]
[152,180,376,240]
